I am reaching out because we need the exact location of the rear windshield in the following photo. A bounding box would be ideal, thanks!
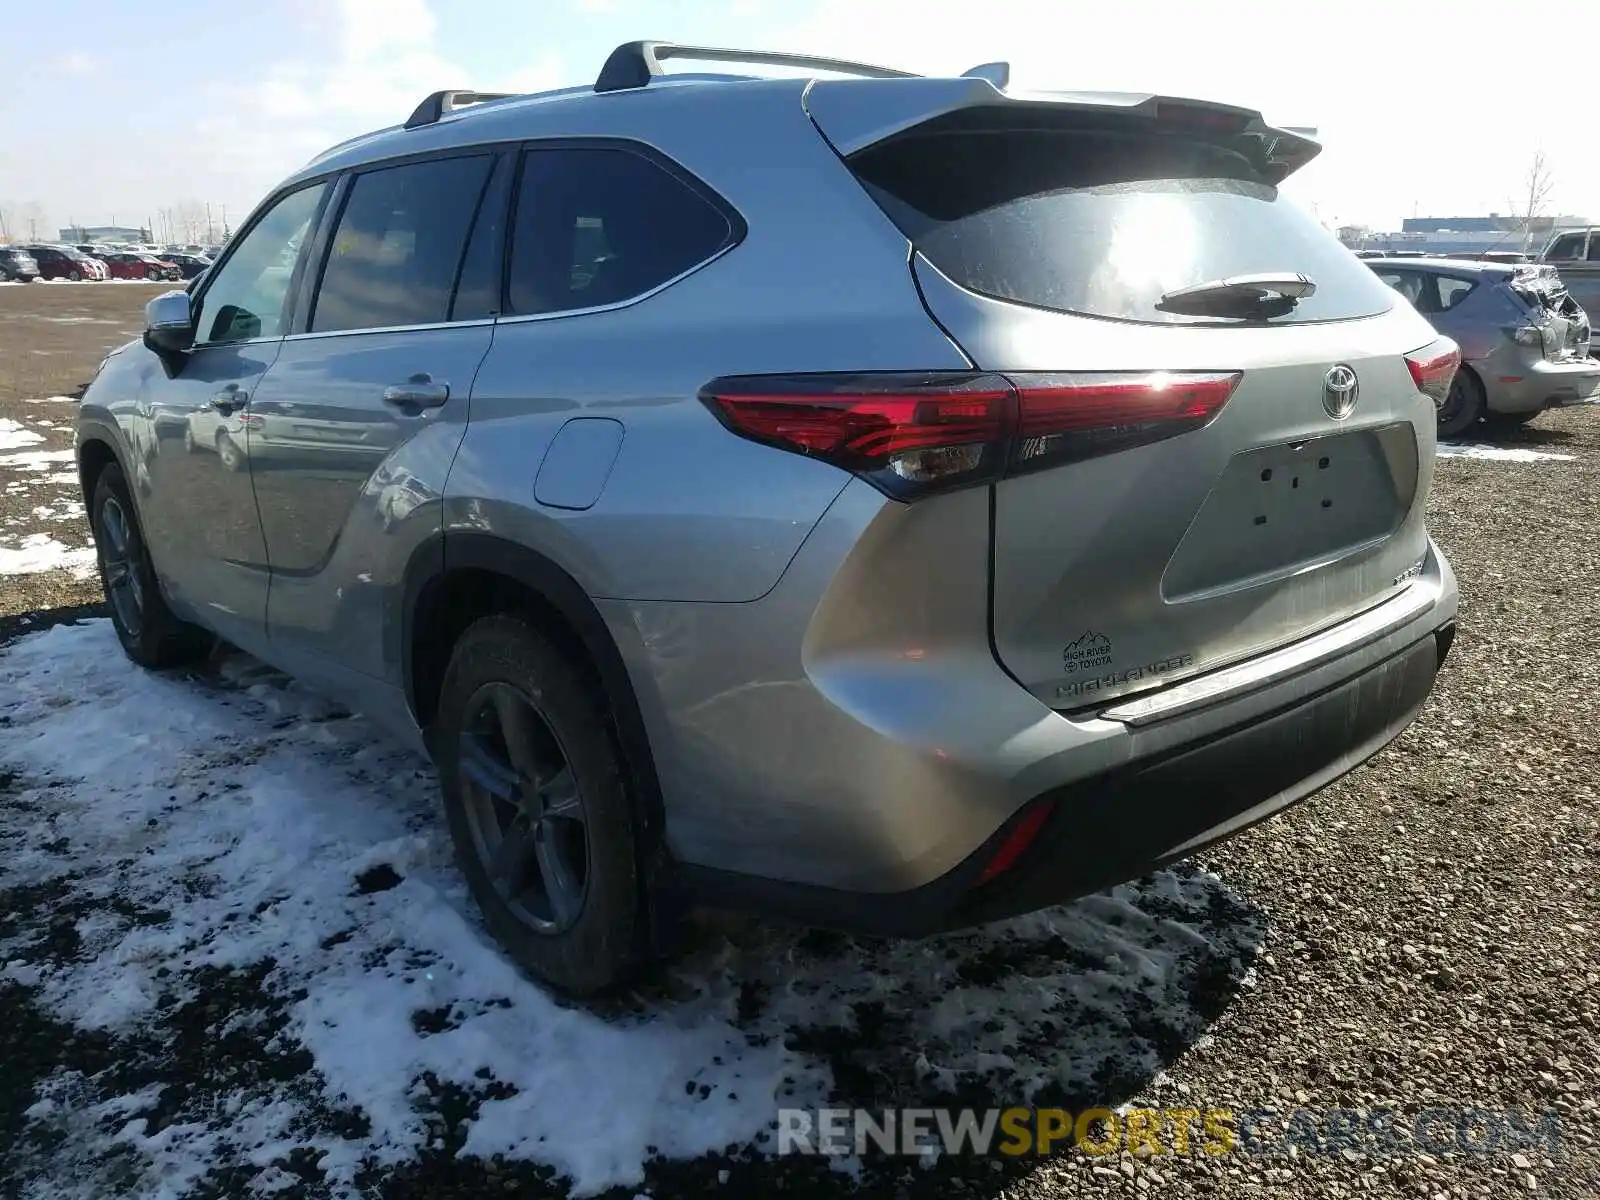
[850,120,1396,326]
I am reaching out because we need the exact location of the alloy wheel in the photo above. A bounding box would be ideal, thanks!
[97,494,145,637]
[457,682,589,934]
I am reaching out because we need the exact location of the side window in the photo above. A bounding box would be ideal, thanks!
[1377,270,1423,308]
[450,153,513,322]
[195,182,327,345]
[1436,277,1475,311]
[1586,236,1600,262]
[506,146,734,316]
[1547,234,1583,261]
[309,154,492,333]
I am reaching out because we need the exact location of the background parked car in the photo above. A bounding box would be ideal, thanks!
[1367,257,1597,436]
[99,251,181,281]
[24,245,107,281]
[0,246,40,282]
[1541,227,1600,322]
[161,252,213,280]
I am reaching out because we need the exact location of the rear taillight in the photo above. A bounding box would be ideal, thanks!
[701,370,1241,499]
[1404,339,1460,408]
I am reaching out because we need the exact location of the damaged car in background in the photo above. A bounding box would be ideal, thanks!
[1367,258,1597,437]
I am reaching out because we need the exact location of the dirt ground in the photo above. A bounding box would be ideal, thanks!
[0,281,161,629]
[1,282,1597,1199]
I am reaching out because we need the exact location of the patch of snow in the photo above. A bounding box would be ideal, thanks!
[1436,442,1575,462]
[0,449,75,471]
[0,621,1260,1197]
[0,532,97,577]
[23,397,80,404]
[0,418,46,452]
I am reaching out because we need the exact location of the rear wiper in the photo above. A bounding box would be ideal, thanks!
[1157,272,1317,318]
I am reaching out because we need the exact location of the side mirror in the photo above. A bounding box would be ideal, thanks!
[144,290,195,355]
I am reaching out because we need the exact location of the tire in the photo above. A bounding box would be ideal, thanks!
[1437,366,1485,440]
[146,267,161,281]
[215,430,243,471]
[90,461,213,669]
[434,615,646,995]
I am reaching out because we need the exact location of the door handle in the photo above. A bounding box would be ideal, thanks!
[210,385,248,414]
[382,374,450,410]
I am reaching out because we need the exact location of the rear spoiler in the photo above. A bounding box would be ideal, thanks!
[804,77,1320,181]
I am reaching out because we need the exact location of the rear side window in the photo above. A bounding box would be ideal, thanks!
[1435,276,1476,311]
[310,154,493,333]
[506,146,734,316]
[851,121,1397,325]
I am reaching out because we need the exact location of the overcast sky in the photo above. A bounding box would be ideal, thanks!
[1,0,1591,240]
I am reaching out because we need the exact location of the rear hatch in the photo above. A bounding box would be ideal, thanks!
[811,85,1448,708]
[1509,266,1591,360]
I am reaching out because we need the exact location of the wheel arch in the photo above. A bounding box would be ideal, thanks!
[400,531,670,875]
[76,432,125,512]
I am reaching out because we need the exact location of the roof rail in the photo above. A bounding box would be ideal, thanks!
[593,40,917,93]
[404,89,519,130]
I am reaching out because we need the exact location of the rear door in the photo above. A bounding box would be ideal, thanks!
[252,148,508,679]
[834,104,1444,707]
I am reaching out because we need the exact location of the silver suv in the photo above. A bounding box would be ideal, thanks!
[76,42,1461,994]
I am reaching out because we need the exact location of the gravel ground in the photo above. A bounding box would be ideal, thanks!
[0,283,1596,1199]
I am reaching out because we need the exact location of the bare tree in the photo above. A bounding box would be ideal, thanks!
[1515,152,1555,254]
[170,201,209,245]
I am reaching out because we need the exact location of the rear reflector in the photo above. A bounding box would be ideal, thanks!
[701,370,1241,499]
[977,801,1055,886]
[1404,338,1461,408]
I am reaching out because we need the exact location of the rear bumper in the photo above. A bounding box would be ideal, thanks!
[630,483,1459,934]
[1481,355,1600,413]
[686,620,1452,936]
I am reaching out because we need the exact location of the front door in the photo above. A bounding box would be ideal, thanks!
[137,180,330,645]
[252,151,505,679]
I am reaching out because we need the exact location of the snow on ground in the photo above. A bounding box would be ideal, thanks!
[1,449,74,470]
[22,397,81,404]
[0,532,96,577]
[0,620,1261,1199]
[0,418,46,452]
[1436,442,1575,462]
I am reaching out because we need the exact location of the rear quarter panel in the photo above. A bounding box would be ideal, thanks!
[443,80,970,603]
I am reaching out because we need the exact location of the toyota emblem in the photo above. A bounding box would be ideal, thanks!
[1322,364,1359,420]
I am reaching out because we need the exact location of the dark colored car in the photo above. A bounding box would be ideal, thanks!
[161,252,213,280]
[0,246,39,282]
[24,245,106,281]
[100,252,181,281]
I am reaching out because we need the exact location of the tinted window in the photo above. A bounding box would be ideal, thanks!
[1587,237,1600,262]
[450,153,513,321]
[506,146,733,316]
[851,122,1396,325]
[310,154,491,333]
[196,182,327,344]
